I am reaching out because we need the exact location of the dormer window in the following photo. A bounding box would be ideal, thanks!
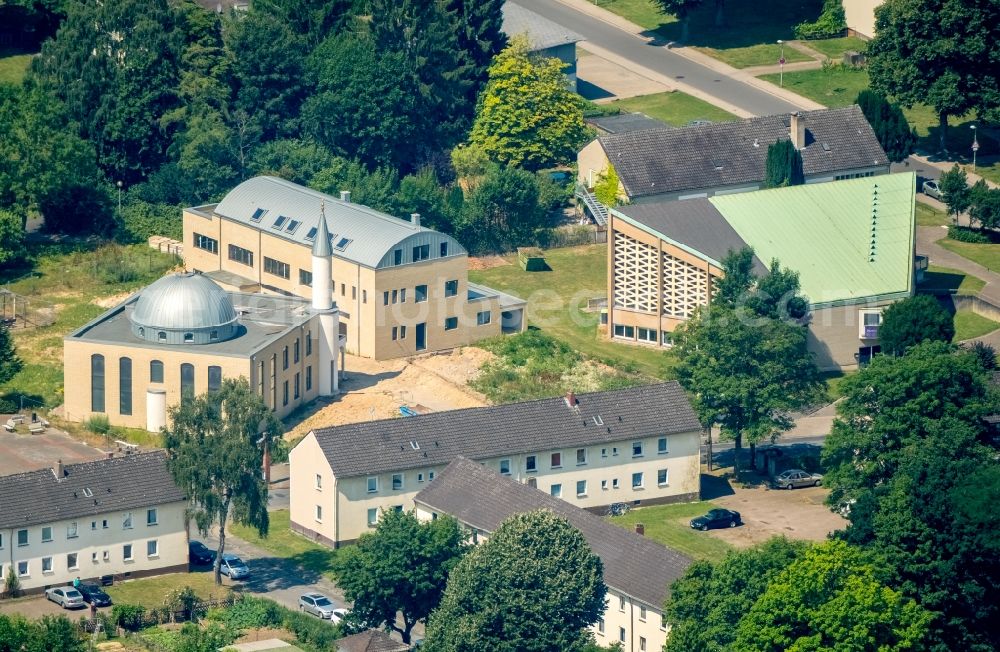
[250,208,267,223]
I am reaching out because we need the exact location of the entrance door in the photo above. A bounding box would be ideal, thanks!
[415,322,426,351]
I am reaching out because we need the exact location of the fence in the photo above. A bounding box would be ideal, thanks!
[543,225,607,249]
[0,288,55,329]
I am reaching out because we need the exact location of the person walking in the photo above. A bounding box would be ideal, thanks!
[73,576,81,589]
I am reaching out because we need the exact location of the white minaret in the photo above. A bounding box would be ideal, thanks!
[312,201,339,395]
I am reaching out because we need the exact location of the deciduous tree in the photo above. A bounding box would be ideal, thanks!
[163,377,280,585]
[938,164,971,220]
[334,510,467,644]
[0,210,25,268]
[458,165,546,254]
[468,36,590,171]
[665,537,808,652]
[968,180,1000,230]
[856,89,917,163]
[424,510,606,652]
[867,0,1000,153]
[652,0,704,42]
[877,294,954,355]
[733,540,932,651]
[0,324,22,386]
[763,139,804,188]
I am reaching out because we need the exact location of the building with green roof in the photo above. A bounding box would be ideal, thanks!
[605,173,916,370]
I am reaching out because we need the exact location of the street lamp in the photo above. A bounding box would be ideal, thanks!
[971,125,979,172]
[116,180,123,214]
[777,40,785,87]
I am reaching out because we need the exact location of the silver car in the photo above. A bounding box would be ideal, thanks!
[922,179,943,200]
[219,554,250,580]
[46,586,85,609]
[773,469,823,489]
[299,592,336,619]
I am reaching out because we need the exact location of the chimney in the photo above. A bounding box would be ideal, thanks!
[54,459,64,479]
[565,390,577,408]
[634,523,645,536]
[339,190,351,203]
[790,112,805,150]
[106,451,114,459]
[410,213,421,228]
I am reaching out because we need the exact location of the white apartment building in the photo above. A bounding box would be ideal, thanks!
[414,457,692,652]
[289,382,702,547]
[0,452,188,594]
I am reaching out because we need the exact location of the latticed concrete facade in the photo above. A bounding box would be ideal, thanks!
[608,216,722,348]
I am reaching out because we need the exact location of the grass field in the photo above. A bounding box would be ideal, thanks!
[758,66,869,108]
[921,265,986,296]
[230,510,341,580]
[974,161,1000,185]
[937,239,1000,274]
[105,572,231,609]
[469,245,676,379]
[0,242,180,409]
[699,42,811,69]
[953,309,1000,341]
[916,202,950,227]
[0,48,34,85]
[608,501,733,562]
[803,36,868,60]
[606,91,738,126]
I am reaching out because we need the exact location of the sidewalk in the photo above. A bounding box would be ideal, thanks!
[917,225,1000,306]
[910,154,999,190]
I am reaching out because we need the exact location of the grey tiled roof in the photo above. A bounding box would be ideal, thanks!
[600,106,889,198]
[335,630,408,652]
[503,3,583,51]
[587,113,671,135]
[615,200,769,273]
[0,451,185,530]
[414,457,693,608]
[312,383,700,478]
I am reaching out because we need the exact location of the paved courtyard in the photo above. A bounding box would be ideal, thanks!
[0,425,105,476]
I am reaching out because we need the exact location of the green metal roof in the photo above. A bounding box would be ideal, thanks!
[709,173,915,307]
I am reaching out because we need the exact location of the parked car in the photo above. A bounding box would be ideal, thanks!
[76,583,113,607]
[299,593,337,619]
[45,587,85,609]
[189,540,216,565]
[219,554,250,580]
[922,179,943,200]
[331,608,350,624]
[690,508,741,531]
[773,469,823,489]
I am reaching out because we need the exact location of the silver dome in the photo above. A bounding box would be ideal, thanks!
[129,272,239,345]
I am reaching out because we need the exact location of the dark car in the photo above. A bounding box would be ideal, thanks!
[690,508,741,531]
[76,583,113,607]
[189,540,216,565]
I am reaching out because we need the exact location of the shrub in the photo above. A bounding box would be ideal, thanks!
[794,0,846,40]
[282,610,342,648]
[3,569,20,598]
[85,414,111,435]
[948,225,991,243]
[221,596,285,630]
[118,200,182,243]
[0,398,18,414]
[111,603,147,632]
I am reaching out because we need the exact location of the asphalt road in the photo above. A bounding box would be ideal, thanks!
[528,0,802,116]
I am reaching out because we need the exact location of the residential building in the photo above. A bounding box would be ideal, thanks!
[587,112,670,136]
[0,452,187,594]
[182,176,525,360]
[578,106,889,202]
[335,630,409,652]
[64,244,343,430]
[289,383,702,547]
[414,457,692,652]
[843,0,880,37]
[502,3,583,90]
[606,173,917,370]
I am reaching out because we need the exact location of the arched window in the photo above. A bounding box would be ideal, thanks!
[208,366,222,393]
[138,327,144,337]
[90,354,105,413]
[180,363,195,402]
[150,360,164,383]
[183,333,194,343]
[157,331,166,342]
[119,357,132,416]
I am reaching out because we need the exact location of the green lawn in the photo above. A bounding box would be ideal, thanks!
[921,265,986,296]
[758,66,870,108]
[916,202,950,227]
[606,91,738,126]
[802,36,868,60]
[105,572,231,609]
[937,239,1000,273]
[230,510,341,579]
[588,0,825,66]
[974,162,1000,185]
[822,370,852,400]
[469,245,676,379]
[0,49,34,85]
[698,43,811,69]
[608,501,734,562]
[0,242,180,409]
[953,309,1000,341]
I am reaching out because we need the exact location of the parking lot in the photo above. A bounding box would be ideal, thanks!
[0,425,105,476]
